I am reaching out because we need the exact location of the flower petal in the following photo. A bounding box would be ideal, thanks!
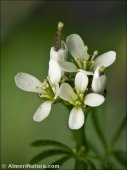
[15,72,42,93]
[58,61,78,72]
[75,72,88,93]
[59,83,76,101]
[61,40,68,52]
[53,83,60,99]
[94,51,116,69]
[92,75,107,94]
[33,101,52,122]
[84,93,105,107]
[48,59,61,84]
[78,69,93,75]
[66,34,85,58]
[93,66,100,79]
[50,47,67,61]
[69,107,84,129]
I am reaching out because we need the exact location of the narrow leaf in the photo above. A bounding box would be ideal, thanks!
[75,157,97,170]
[30,149,70,164]
[87,159,97,169]
[43,155,70,170]
[74,159,87,170]
[31,139,71,151]
[112,150,126,166]
[111,116,126,145]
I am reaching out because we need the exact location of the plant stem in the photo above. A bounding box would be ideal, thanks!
[73,124,88,169]
[73,124,86,150]
[73,108,91,169]
[71,108,90,152]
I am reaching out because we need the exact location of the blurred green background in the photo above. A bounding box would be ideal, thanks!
[1,1,126,169]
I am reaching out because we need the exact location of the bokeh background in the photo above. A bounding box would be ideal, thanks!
[1,1,126,169]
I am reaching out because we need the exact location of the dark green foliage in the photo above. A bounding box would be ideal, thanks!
[30,149,70,164]
[43,156,70,170]
[113,150,126,166]
[30,111,126,169]
[31,139,71,151]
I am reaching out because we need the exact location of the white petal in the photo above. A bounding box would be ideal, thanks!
[33,101,52,122]
[66,34,85,58]
[92,75,107,94]
[58,61,78,72]
[53,83,60,99]
[93,66,100,79]
[69,107,84,129]
[75,72,88,93]
[61,40,68,60]
[94,51,116,69]
[84,93,105,107]
[61,40,68,52]
[15,72,42,93]
[78,69,93,75]
[59,83,76,101]
[48,59,61,84]
[50,47,67,61]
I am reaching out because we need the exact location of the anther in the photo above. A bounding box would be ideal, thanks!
[94,50,98,55]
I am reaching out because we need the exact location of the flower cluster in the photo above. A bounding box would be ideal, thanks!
[15,22,116,130]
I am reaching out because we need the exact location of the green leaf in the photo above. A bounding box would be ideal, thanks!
[31,139,71,151]
[75,157,97,170]
[87,159,97,169]
[100,160,114,170]
[91,108,107,148]
[30,149,70,164]
[74,159,86,170]
[111,116,126,145]
[112,150,126,166]
[43,155,70,170]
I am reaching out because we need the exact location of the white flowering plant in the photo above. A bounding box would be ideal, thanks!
[14,22,125,169]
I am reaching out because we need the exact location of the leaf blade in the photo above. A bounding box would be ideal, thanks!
[30,149,70,164]
[31,139,71,151]
[112,150,126,166]
[43,155,70,170]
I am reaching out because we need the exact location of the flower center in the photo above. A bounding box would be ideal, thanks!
[73,47,98,72]
[39,80,55,100]
[69,91,84,107]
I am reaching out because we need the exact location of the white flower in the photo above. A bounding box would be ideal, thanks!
[59,71,105,129]
[58,34,116,74]
[15,65,61,122]
[92,66,107,94]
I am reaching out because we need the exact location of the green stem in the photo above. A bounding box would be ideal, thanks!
[73,108,91,169]
[71,107,91,152]
[73,125,88,169]
[73,124,86,150]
